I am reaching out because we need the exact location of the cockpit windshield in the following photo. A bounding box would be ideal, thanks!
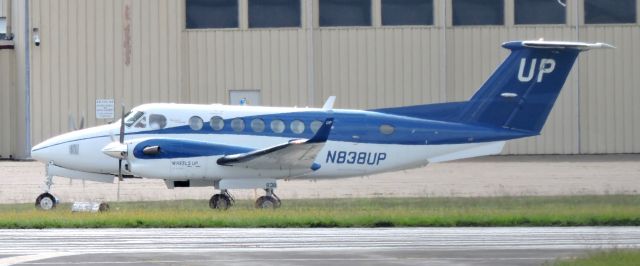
[124,111,144,127]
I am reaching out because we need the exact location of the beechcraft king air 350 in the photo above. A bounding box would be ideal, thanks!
[30,40,612,210]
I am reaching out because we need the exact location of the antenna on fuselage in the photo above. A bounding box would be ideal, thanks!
[322,96,336,110]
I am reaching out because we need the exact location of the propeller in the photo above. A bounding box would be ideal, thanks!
[101,104,128,181]
[118,104,125,181]
[68,114,86,131]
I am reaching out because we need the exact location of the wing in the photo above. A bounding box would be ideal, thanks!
[217,118,334,171]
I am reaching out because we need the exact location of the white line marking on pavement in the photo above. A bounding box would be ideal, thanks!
[17,257,551,265]
[0,253,78,266]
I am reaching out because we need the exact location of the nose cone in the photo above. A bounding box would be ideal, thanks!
[31,141,52,162]
[31,133,76,163]
[30,124,117,163]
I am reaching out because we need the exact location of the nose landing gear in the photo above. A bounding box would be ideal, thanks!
[35,175,58,210]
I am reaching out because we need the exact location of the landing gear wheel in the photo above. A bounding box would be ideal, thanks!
[209,194,232,210]
[35,193,58,210]
[255,196,280,209]
[99,202,110,212]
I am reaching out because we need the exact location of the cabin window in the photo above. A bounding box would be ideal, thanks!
[290,120,305,134]
[379,124,395,135]
[271,119,285,133]
[189,116,204,131]
[134,116,147,128]
[149,114,167,130]
[231,118,245,132]
[124,111,144,127]
[251,118,266,132]
[310,120,323,134]
[210,116,225,131]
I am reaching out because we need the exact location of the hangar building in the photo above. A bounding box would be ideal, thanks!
[0,0,638,159]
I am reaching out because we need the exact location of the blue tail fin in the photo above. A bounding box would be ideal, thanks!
[459,41,610,134]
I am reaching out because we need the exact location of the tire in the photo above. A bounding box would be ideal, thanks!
[99,202,110,212]
[255,196,279,209]
[209,194,231,210]
[35,193,57,210]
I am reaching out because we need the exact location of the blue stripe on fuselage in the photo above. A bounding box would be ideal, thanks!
[32,109,534,153]
[133,110,533,145]
[132,138,252,159]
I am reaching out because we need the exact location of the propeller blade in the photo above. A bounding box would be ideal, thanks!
[118,159,124,181]
[119,104,125,144]
[68,114,77,131]
[118,104,126,181]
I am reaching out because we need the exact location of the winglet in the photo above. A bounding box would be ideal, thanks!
[307,118,334,143]
[322,96,336,110]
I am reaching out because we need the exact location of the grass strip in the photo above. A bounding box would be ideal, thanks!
[0,195,639,228]
[550,249,640,266]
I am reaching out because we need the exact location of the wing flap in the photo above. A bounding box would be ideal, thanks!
[217,118,334,171]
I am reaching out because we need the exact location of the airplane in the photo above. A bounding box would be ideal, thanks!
[30,40,612,210]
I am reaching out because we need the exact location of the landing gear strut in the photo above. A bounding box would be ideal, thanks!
[35,175,58,210]
[255,188,281,209]
[209,189,234,210]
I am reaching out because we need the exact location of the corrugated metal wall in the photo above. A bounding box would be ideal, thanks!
[580,26,640,154]
[0,0,9,159]
[315,28,445,110]
[183,29,311,106]
[0,46,15,159]
[16,0,640,156]
[28,0,184,143]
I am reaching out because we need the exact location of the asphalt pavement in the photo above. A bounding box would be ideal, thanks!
[1,227,639,266]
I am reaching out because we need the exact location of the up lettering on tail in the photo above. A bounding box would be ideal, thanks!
[517,58,556,83]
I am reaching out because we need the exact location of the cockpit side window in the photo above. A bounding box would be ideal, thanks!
[149,114,167,129]
[124,111,144,127]
[135,116,147,128]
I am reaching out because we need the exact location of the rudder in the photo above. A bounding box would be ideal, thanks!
[459,41,611,134]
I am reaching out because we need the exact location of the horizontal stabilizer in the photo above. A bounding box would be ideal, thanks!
[515,40,615,50]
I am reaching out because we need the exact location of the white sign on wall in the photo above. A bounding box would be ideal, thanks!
[229,90,261,106]
[95,99,115,119]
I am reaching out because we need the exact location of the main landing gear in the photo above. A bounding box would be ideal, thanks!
[255,188,281,209]
[35,175,58,210]
[208,188,281,210]
[209,189,234,210]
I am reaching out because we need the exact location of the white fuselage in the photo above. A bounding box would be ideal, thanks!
[31,103,505,182]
